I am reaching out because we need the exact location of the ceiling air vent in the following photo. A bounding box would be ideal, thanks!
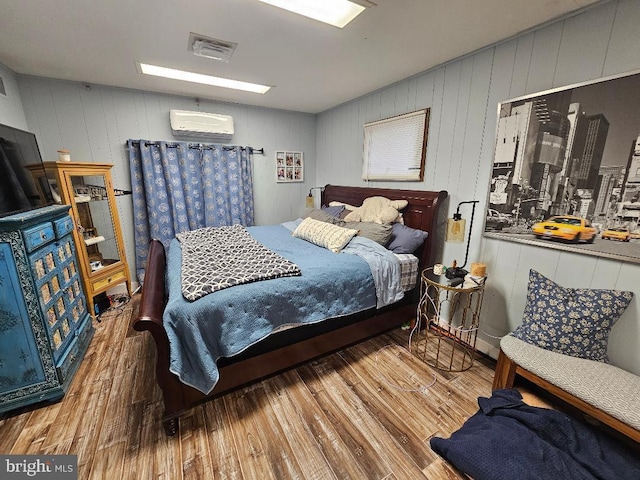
[188,33,237,63]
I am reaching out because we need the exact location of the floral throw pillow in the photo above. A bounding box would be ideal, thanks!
[511,269,634,362]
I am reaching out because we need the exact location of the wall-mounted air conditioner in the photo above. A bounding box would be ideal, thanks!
[169,109,234,142]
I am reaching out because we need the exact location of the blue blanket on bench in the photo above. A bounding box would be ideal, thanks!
[430,389,640,480]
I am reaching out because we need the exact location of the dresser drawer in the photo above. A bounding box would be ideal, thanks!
[57,314,94,383]
[56,339,80,382]
[92,269,127,292]
[53,216,74,239]
[22,222,55,252]
[76,314,93,346]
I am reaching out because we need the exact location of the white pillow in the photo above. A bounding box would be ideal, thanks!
[293,217,358,252]
[328,201,357,211]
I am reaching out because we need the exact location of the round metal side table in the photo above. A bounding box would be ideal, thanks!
[412,270,485,372]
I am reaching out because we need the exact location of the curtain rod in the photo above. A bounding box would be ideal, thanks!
[130,141,264,154]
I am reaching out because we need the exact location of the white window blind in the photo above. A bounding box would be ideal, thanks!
[362,109,429,181]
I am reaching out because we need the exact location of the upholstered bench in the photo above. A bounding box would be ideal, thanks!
[491,269,639,444]
[493,334,640,443]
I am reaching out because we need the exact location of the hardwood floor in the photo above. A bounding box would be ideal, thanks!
[0,296,497,479]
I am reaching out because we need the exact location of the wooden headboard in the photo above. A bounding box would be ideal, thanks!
[321,184,448,270]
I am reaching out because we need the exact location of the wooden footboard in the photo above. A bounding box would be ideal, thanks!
[493,349,640,444]
[132,239,185,435]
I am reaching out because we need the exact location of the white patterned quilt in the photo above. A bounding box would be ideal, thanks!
[176,224,301,301]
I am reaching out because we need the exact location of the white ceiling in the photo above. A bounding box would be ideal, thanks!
[0,0,601,114]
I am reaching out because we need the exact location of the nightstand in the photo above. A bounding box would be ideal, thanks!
[412,269,485,371]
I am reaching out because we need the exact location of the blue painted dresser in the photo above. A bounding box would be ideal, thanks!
[0,205,94,413]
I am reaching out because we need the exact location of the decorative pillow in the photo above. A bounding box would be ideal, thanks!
[512,269,634,362]
[343,221,393,246]
[343,196,408,224]
[292,217,358,252]
[328,201,357,211]
[386,223,428,253]
[307,209,343,225]
[321,204,345,218]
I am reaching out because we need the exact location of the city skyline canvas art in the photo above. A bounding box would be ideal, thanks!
[483,69,640,264]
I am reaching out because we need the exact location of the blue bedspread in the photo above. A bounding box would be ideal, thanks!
[430,389,640,480]
[164,223,382,394]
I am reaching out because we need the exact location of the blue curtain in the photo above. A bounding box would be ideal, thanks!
[128,139,255,282]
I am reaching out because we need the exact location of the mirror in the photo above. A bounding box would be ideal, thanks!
[69,175,121,272]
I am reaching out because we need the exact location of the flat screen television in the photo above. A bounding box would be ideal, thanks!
[0,123,54,218]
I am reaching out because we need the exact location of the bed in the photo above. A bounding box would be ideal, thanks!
[133,184,448,435]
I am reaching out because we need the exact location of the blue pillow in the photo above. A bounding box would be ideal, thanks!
[321,204,345,218]
[386,223,428,254]
[512,270,633,362]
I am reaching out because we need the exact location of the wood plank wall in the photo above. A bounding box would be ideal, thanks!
[7,0,640,374]
[15,80,317,289]
[0,63,28,129]
[315,0,640,374]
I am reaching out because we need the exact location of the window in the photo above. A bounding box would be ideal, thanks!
[362,109,429,181]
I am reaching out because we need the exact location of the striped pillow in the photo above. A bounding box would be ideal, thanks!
[293,217,358,252]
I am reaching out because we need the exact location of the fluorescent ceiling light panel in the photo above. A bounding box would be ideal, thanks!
[259,0,369,28]
[137,63,271,94]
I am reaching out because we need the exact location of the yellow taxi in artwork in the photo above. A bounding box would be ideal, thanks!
[601,227,631,242]
[532,215,597,243]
